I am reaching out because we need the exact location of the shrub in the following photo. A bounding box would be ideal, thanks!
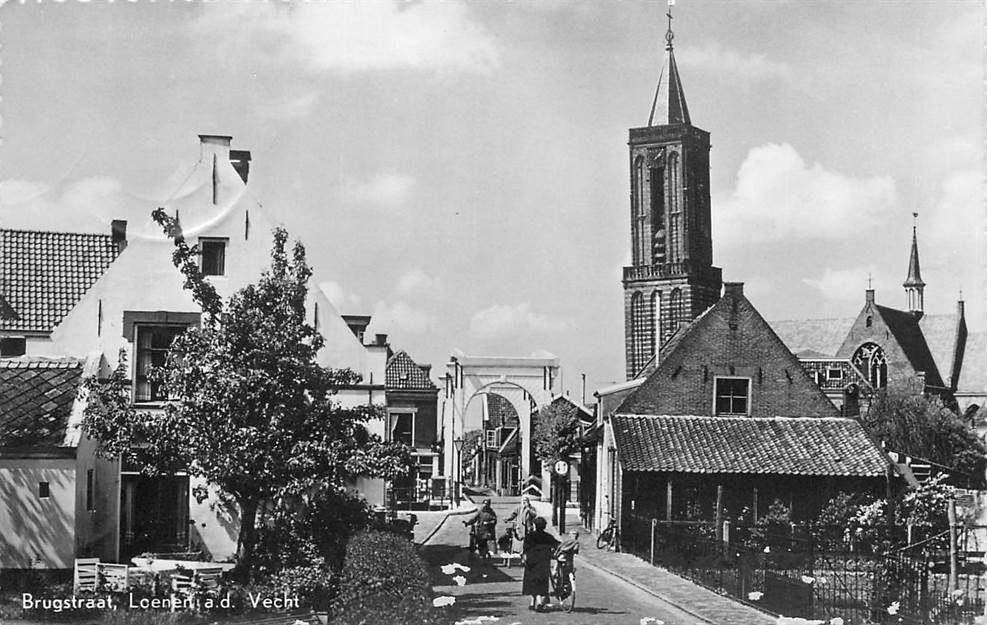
[331,530,452,625]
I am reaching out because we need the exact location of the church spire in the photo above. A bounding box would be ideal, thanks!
[904,212,925,314]
[648,3,691,127]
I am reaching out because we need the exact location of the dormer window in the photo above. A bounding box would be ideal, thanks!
[826,368,844,382]
[200,238,227,276]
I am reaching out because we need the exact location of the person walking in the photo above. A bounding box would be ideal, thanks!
[522,516,559,611]
[463,498,498,560]
[504,495,537,541]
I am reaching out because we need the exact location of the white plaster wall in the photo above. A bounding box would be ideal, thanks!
[0,459,77,569]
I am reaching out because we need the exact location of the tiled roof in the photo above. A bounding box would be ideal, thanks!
[769,318,853,357]
[799,358,871,391]
[487,392,519,427]
[958,331,987,394]
[612,414,889,477]
[385,350,437,391]
[919,313,962,386]
[0,357,85,447]
[0,229,120,333]
[875,305,944,387]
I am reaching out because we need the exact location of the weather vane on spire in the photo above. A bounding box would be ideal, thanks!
[665,0,675,49]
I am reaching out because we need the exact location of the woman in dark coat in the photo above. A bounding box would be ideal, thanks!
[522,516,559,611]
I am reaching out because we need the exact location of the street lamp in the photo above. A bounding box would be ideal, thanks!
[453,437,465,507]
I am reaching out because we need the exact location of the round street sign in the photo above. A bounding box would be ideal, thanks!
[554,460,568,476]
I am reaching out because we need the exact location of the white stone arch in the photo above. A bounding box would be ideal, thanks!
[439,352,561,491]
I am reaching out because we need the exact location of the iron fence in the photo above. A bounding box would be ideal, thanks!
[622,516,987,625]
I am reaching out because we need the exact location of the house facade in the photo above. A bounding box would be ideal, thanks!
[0,134,391,569]
[600,283,896,547]
[384,349,440,508]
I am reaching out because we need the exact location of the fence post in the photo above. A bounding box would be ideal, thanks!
[723,520,731,552]
[948,497,958,593]
[650,518,657,565]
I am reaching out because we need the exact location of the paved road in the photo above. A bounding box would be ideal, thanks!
[423,497,710,625]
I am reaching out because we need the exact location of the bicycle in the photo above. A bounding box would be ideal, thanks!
[549,553,576,612]
[596,515,620,551]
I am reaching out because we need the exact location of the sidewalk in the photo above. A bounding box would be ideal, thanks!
[575,541,775,625]
[531,502,773,625]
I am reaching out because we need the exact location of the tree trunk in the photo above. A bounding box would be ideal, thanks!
[237,498,260,581]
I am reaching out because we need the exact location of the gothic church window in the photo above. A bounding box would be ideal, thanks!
[630,292,653,374]
[634,156,647,263]
[650,154,666,264]
[852,342,887,389]
[651,291,661,351]
[669,288,683,333]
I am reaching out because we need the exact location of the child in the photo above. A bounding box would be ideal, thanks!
[555,529,580,570]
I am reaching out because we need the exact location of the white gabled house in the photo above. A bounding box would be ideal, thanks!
[0,134,389,569]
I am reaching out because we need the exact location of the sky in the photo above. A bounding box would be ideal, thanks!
[0,0,984,395]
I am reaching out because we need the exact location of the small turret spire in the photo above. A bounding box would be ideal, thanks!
[648,0,690,127]
[904,212,925,314]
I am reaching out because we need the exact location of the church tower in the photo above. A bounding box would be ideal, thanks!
[623,13,722,380]
[903,212,925,315]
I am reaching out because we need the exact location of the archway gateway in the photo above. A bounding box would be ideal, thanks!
[440,351,561,498]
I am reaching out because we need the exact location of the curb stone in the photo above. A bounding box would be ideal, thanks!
[419,506,478,546]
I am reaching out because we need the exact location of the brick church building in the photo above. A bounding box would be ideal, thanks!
[595,13,985,533]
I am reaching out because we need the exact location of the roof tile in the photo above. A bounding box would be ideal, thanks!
[0,357,85,446]
[611,414,889,477]
[0,229,120,333]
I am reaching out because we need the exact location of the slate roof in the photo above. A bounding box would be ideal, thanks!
[0,357,85,447]
[958,331,987,394]
[875,305,944,386]
[611,414,890,477]
[0,229,120,333]
[769,318,853,357]
[919,313,962,386]
[385,350,437,391]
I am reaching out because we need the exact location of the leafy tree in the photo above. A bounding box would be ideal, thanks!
[83,210,410,576]
[861,385,986,487]
[531,400,583,465]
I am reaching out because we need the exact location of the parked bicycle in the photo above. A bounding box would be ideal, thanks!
[596,514,620,551]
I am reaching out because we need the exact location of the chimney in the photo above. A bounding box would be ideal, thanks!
[958,299,966,319]
[110,220,127,251]
[230,150,251,184]
[374,333,388,347]
[723,282,744,298]
[866,289,875,305]
[420,364,432,377]
[198,134,232,162]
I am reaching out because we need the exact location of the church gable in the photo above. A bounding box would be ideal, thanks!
[835,291,944,390]
[619,283,839,418]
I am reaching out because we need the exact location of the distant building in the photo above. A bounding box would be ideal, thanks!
[384,349,440,509]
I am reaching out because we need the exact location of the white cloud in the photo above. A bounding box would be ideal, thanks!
[925,168,987,319]
[468,302,571,341]
[371,300,435,336]
[256,92,319,121]
[802,265,885,302]
[395,267,445,298]
[714,143,897,247]
[319,281,362,310]
[191,2,499,75]
[680,43,789,82]
[0,176,134,233]
[341,173,416,209]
